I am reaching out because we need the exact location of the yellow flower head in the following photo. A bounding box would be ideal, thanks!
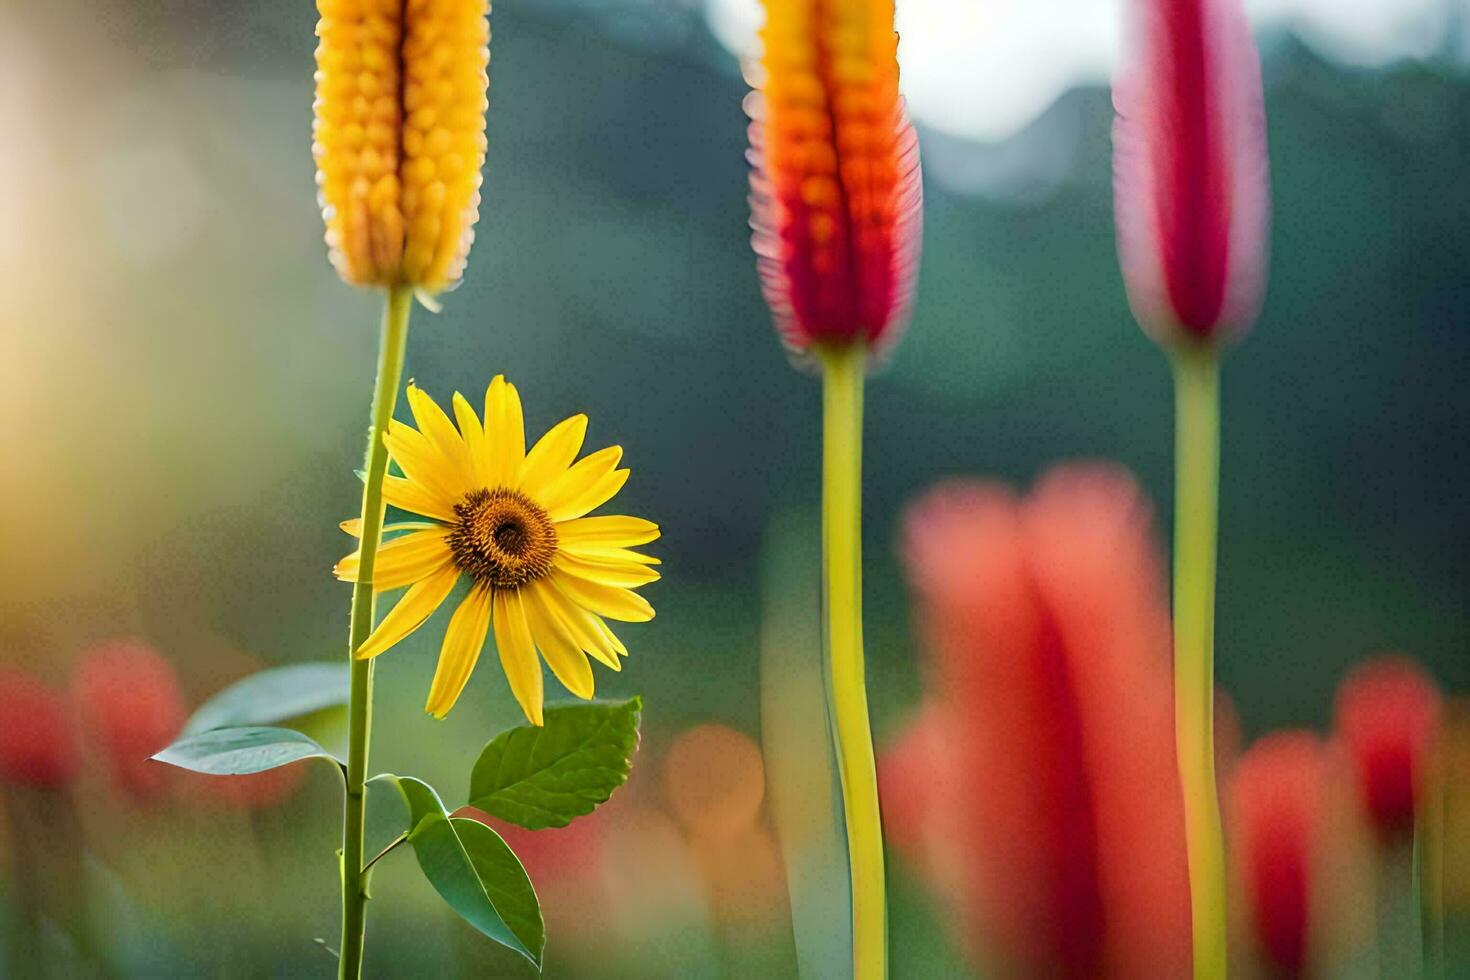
[312,0,490,291]
[336,378,660,724]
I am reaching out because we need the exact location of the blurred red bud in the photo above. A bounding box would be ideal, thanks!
[1228,732,1326,977]
[1333,655,1442,842]
[0,668,80,790]
[71,640,186,802]
[887,464,1190,976]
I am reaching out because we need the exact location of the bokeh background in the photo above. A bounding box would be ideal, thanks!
[1,0,1466,975]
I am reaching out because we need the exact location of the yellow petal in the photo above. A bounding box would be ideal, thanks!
[407,384,475,489]
[547,468,629,523]
[339,518,438,537]
[550,569,655,623]
[519,414,588,495]
[541,580,622,670]
[554,551,661,589]
[425,586,492,719]
[384,421,467,504]
[384,474,457,523]
[536,446,622,517]
[483,375,525,487]
[561,543,660,566]
[492,588,543,726]
[354,564,461,659]
[336,528,455,592]
[452,392,489,487]
[589,614,628,659]
[554,515,661,548]
[523,581,594,699]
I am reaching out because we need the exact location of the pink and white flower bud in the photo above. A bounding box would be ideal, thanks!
[1113,0,1270,345]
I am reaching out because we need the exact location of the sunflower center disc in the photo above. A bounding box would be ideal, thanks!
[448,488,558,589]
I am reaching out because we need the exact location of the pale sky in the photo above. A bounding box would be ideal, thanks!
[706,0,1462,142]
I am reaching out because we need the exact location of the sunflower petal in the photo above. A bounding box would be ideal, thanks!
[425,586,492,719]
[554,551,661,589]
[354,564,461,659]
[541,581,623,670]
[519,414,588,495]
[484,375,526,488]
[560,542,661,566]
[339,518,438,537]
[383,474,457,522]
[336,527,454,592]
[492,588,544,726]
[536,446,622,517]
[452,392,489,487]
[589,614,628,659]
[523,581,595,699]
[554,515,661,548]
[384,421,466,504]
[407,384,474,489]
[551,569,655,623]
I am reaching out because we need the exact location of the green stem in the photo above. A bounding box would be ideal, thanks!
[338,284,413,980]
[818,343,886,980]
[1170,344,1226,980]
[1377,839,1422,979]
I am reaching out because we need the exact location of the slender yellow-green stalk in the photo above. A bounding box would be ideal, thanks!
[339,284,414,980]
[818,343,885,980]
[1170,344,1226,979]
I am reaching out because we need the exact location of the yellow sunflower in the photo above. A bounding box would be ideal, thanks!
[335,376,659,724]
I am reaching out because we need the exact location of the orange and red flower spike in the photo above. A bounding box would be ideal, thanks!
[748,0,922,362]
[1334,655,1442,842]
[1113,0,1269,345]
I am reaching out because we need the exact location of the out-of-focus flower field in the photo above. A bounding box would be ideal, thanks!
[1,0,1466,976]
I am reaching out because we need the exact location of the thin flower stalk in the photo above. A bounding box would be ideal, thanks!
[1113,0,1270,969]
[748,0,923,969]
[817,341,884,979]
[339,283,413,980]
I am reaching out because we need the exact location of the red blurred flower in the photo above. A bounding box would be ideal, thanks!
[1333,655,1442,842]
[71,640,186,802]
[747,0,922,360]
[1227,732,1326,977]
[1113,0,1270,344]
[882,464,1190,976]
[0,669,80,790]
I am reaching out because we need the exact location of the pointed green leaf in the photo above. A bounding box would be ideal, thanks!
[467,697,642,830]
[375,775,543,966]
[151,726,337,775]
[182,663,350,736]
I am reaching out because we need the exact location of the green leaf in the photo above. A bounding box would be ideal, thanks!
[182,663,350,736]
[151,726,338,775]
[467,697,642,830]
[375,775,543,966]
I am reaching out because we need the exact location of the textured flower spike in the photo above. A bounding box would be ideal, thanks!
[1113,0,1269,345]
[1334,655,1442,842]
[313,0,490,292]
[748,0,923,362]
[0,669,81,790]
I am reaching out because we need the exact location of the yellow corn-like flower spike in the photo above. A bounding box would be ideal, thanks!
[313,0,490,292]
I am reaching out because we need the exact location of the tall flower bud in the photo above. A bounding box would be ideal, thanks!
[1113,0,1269,345]
[747,0,923,361]
[313,0,490,292]
[1333,655,1442,842]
